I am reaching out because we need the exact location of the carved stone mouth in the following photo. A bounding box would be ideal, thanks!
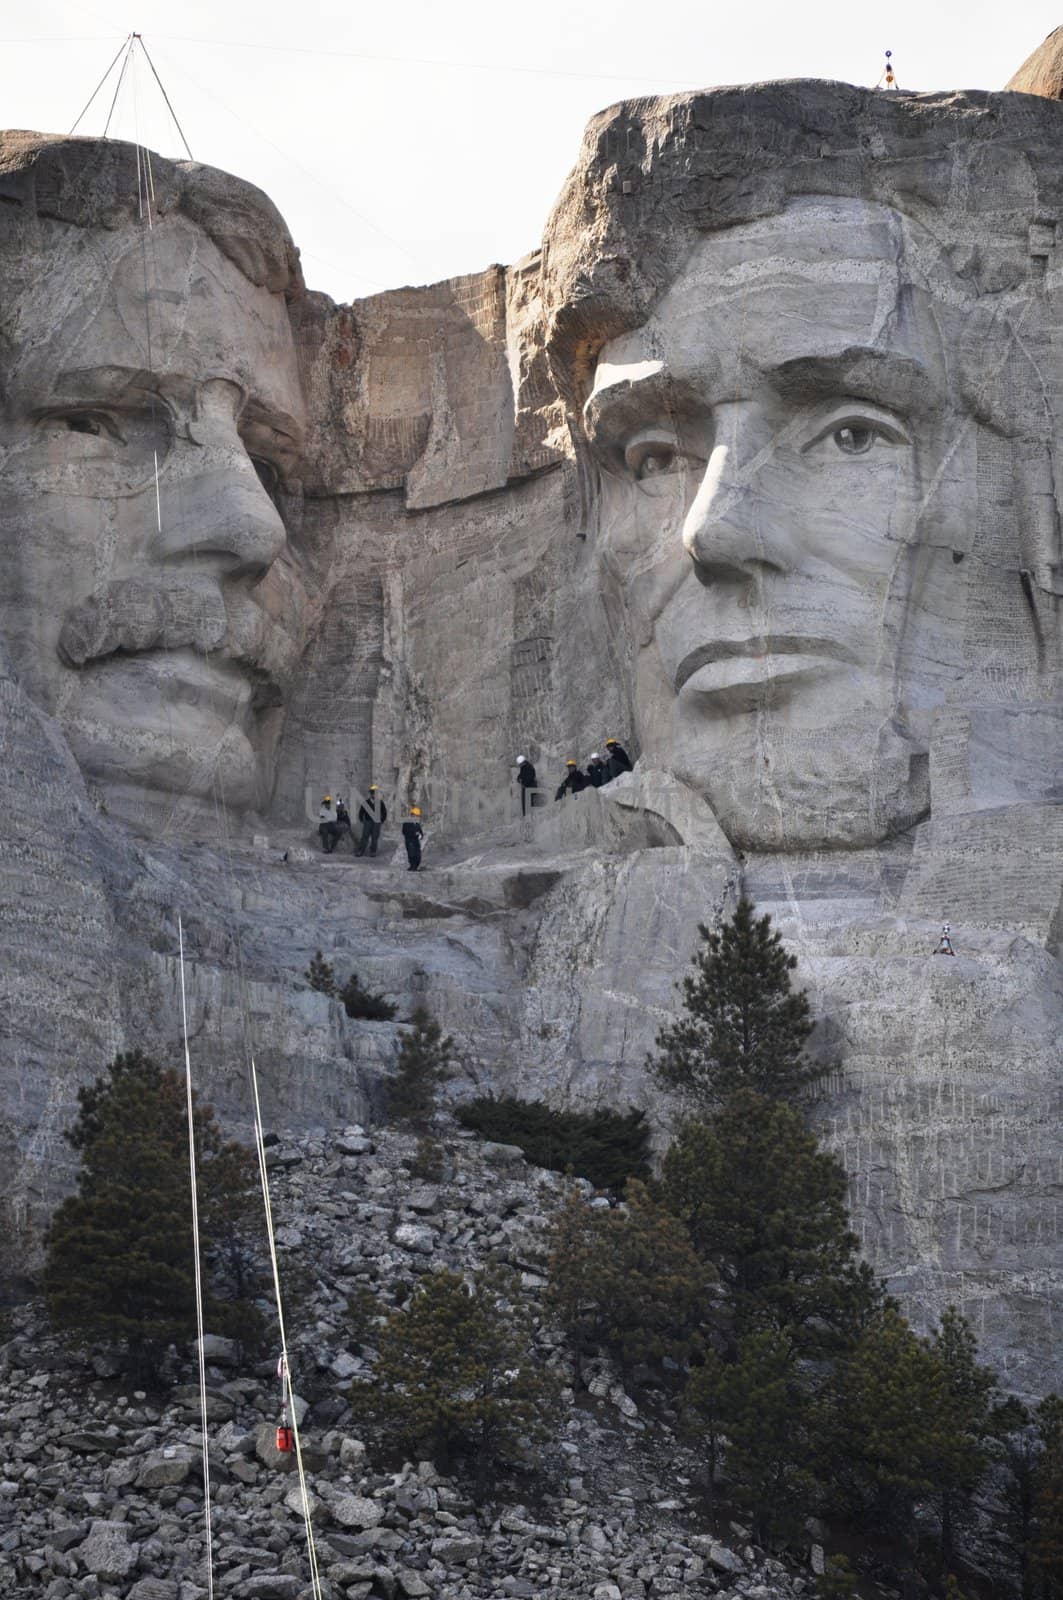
[57,576,295,699]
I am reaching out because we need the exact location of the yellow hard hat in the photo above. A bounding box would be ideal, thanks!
[411,806,422,816]
[323,794,332,803]
[566,759,577,766]
[606,738,618,746]
[369,783,377,791]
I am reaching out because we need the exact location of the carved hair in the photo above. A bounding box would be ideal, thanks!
[0,132,303,298]
[541,81,1063,411]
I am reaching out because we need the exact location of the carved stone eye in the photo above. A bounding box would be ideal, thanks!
[66,414,102,437]
[833,425,875,455]
[637,448,676,479]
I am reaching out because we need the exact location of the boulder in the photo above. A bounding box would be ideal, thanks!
[329,1493,383,1530]
[135,1447,193,1489]
[77,1519,138,1582]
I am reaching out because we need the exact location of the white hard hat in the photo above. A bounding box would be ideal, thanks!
[591,752,601,760]
[517,754,527,763]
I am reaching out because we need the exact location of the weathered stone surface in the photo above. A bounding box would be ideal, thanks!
[329,1493,384,1531]
[77,1519,138,1581]
[3,70,1063,1409]
[135,1447,193,1489]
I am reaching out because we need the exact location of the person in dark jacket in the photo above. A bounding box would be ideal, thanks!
[555,759,588,800]
[516,755,538,815]
[402,807,424,870]
[586,752,607,787]
[334,797,353,850]
[604,738,633,780]
[356,784,387,856]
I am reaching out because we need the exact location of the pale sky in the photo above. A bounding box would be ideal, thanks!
[3,0,1059,304]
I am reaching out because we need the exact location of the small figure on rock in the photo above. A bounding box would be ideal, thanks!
[318,794,339,854]
[603,738,633,780]
[357,785,387,856]
[555,759,588,800]
[586,751,607,787]
[334,797,353,851]
[935,922,956,956]
[516,755,538,816]
[403,807,425,871]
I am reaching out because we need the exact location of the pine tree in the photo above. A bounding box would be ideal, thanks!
[662,1092,878,1359]
[651,898,818,1109]
[690,1328,818,1548]
[545,1181,709,1386]
[458,1097,651,1192]
[339,972,397,1021]
[1034,1395,1063,1598]
[930,1307,1011,1573]
[43,1051,258,1382]
[824,1306,945,1556]
[350,1267,558,1498]
[306,950,337,995]
[388,1006,454,1126]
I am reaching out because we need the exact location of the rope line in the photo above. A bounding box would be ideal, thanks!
[250,1061,324,1599]
[102,36,135,140]
[137,34,196,160]
[178,916,216,1600]
[67,34,129,135]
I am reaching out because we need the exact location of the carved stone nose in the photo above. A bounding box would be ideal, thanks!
[682,404,792,583]
[152,457,286,578]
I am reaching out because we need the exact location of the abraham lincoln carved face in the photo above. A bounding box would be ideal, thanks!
[0,135,307,825]
[546,85,1063,852]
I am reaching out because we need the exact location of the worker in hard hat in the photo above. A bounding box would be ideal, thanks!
[356,784,388,856]
[402,806,425,871]
[334,796,353,850]
[586,752,607,787]
[516,755,538,816]
[555,759,588,801]
[318,794,339,854]
[603,738,633,781]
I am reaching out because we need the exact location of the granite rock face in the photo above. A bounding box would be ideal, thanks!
[3,82,1063,1397]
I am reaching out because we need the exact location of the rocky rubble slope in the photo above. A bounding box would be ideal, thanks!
[0,1125,835,1600]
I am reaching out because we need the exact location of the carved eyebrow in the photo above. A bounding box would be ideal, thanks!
[584,367,705,443]
[772,350,940,414]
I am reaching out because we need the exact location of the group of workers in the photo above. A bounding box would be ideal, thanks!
[317,790,425,871]
[314,736,635,865]
[513,740,633,812]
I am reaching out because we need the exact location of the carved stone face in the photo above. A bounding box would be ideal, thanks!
[587,197,1004,851]
[0,218,306,822]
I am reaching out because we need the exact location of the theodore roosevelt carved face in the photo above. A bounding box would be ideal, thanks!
[0,137,307,825]
[581,194,1060,850]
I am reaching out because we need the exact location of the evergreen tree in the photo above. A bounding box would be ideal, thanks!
[306,950,337,995]
[930,1307,1011,1572]
[1034,1395,1063,1598]
[651,898,818,1108]
[545,1181,709,1386]
[690,1328,818,1547]
[662,1092,878,1359]
[350,1267,558,1498]
[459,1096,651,1192]
[1000,1414,1038,1600]
[682,1346,729,1521]
[388,1006,454,1126]
[44,1051,258,1382]
[339,972,397,1021]
[815,1555,858,1599]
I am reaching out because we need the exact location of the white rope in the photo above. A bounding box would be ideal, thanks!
[178,915,215,1600]
[250,1059,324,1599]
